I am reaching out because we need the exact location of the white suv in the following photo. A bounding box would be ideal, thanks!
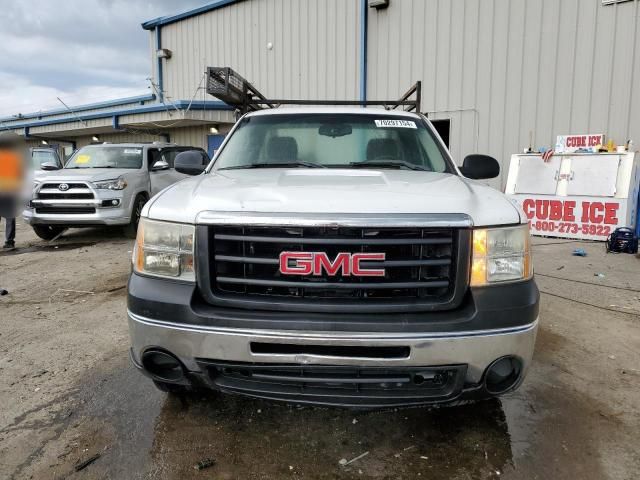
[24,143,209,239]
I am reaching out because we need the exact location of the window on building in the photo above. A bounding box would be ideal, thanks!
[430,119,451,148]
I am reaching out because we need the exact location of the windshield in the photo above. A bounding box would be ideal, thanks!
[213,114,452,172]
[31,149,60,169]
[65,146,143,169]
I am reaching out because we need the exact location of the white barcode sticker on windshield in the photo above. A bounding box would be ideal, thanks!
[124,149,142,154]
[374,119,417,129]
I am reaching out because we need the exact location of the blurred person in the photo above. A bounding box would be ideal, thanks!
[0,132,25,250]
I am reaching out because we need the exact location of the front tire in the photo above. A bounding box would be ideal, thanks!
[32,225,66,241]
[124,194,147,239]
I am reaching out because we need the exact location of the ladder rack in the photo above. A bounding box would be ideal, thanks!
[206,67,422,115]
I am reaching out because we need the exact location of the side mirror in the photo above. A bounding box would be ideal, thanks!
[152,160,170,171]
[460,154,500,179]
[40,162,60,171]
[175,151,206,175]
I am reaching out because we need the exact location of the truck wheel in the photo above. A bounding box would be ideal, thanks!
[124,195,147,239]
[32,225,66,240]
[153,380,188,394]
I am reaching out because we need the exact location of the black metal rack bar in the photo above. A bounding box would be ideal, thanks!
[206,66,422,115]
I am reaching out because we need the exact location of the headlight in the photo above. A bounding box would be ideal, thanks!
[133,218,195,282]
[94,176,127,190]
[471,225,532,286]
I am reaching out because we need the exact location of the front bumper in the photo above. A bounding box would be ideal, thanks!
[128,274,539,407]
[23,193,130,226]
[23,207,130,226]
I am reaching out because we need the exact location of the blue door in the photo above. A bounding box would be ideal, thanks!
[207,134,226,158]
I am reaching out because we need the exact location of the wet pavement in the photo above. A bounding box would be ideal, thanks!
[1,226,639,479]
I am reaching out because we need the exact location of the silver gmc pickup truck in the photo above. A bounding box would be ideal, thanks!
[24,143,209,239]
[127,108,539,407]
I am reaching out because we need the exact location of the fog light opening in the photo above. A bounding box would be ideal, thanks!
[485,356,522,395]
[141,349,185,382]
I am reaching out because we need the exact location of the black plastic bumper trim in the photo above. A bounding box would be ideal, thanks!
[128,273,539,334]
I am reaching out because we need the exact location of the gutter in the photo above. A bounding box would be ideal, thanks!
[6,101,232,131]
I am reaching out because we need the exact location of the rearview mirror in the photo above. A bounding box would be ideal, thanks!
[460,154,500,179]
[319,123,352,138]
[152,160,170,171]
[40,162,60,171]
[175,151,206,175]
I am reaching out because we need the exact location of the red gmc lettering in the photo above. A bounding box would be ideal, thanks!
[352,253,386,277]
[280,252,386,277]
[279,252,313,275]
[314,252,351,276]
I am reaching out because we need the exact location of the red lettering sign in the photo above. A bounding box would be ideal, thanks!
[279,252,386,277]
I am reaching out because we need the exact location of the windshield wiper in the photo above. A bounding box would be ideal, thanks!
[345,160,429,171]
[219,161,326,170]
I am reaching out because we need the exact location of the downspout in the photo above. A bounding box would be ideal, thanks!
[155,26,164,103]
[359,0,368,103]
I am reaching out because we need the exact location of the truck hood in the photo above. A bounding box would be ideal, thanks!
[36,168,135,183]
[145,169,522,227]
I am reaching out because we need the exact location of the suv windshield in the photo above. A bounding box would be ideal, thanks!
[213,114,452,172]
[31,149,60,169]
[65,146,143,169]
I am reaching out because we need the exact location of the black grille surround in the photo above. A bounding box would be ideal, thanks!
[195,360,468,407]
[35,207,96,214]
[196,224,471,314]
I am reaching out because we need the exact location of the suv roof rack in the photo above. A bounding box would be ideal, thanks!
[206,66,421,115]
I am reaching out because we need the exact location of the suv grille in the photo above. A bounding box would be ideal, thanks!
[201,225,469,313]
[34,182,96,215]
[39,182,94,198]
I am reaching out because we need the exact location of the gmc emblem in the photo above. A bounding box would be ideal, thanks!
[279,252,386,277]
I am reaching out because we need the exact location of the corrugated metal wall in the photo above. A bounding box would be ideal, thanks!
[158,0,362,101]
[367,0,640,188]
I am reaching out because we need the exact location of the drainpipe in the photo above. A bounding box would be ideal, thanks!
[359,0,368,103]
[155,26,164,103]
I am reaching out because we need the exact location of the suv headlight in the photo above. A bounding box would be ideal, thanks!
[133,218,195,282]
[94,176,127,190]
[471,225,533,286]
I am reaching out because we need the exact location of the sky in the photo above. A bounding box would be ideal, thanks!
[0,0,211,118]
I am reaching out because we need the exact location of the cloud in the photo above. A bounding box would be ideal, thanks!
[0,0,210,117]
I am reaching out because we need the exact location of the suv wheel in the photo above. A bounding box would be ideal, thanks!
[32,225,66,241]
[124,195,147,239]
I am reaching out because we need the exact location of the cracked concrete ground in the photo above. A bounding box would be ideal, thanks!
[0,221,638,479]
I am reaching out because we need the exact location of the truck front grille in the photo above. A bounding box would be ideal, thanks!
[201,225,470,313]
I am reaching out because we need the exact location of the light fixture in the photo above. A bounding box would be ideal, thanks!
[156,48,172,59]
[369,0,390,9]
[209,126,219,134]
[41,140,48,145]
[92,135,100,142]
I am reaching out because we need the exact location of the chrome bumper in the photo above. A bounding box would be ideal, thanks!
[128,310,538,385]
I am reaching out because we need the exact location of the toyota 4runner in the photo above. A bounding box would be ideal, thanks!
[24,142,209,239]
[127,108,539,408]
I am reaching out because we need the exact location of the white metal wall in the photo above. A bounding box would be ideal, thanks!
[156,0,362,102]
[367,0,640,188]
